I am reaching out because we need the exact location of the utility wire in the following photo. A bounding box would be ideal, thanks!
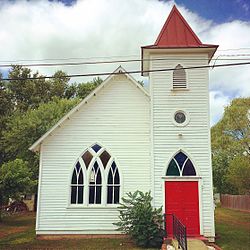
[2,61,250,81]
[0,56,250,68]
[0,50,250,64]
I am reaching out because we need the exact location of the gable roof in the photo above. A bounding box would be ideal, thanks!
[29,66,149,152]
[149,5,217,48]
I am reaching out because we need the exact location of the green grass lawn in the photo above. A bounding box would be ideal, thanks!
[215,207,250,250]
[0,213,154,250]
[0,207,249,250]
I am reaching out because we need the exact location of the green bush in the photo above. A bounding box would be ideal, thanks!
[114,191,164,248]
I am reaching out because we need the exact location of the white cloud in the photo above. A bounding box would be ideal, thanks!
[209,91,231,126]
[0,0,249,125]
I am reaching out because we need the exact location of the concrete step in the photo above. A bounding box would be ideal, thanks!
[161,239,216,250]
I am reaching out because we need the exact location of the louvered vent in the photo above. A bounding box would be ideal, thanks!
[173,64,187,89]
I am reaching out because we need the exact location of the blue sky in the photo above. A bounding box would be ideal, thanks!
[56,0,250,23]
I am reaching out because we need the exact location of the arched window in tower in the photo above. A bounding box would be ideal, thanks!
[71,161,84,204]
[107,162,120,204]
[89,161,102,204]
[166,151,196,176]
[173,64,187,89]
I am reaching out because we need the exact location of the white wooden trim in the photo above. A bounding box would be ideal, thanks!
[162,176,202,180]
[35,144,43,231]
[149,55,155,206]
[37,230,122,234]
[206,63,215,238]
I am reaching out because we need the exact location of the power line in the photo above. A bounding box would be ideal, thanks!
[0,48,250,64]
[2,61,250,81]
[0,56,250,68]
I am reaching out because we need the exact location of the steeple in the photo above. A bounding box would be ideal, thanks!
[154,5,202,47]
[141,5,218,75]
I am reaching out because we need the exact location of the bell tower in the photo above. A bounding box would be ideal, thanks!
[142,6,218,241]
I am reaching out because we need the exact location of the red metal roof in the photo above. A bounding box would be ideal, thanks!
[152,5,213,48]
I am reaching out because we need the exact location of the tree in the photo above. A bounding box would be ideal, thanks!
[77,77,103,99]
[115,191,164,248]
[7,66,73,111]
[0,159,35,221]
[211,97,250,194]
[227,155,250,194]
[2,98,80,179]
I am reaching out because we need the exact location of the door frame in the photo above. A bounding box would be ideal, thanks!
[162,176,203,236]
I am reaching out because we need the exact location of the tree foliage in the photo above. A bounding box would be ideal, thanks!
[0,65,103,189]
[115,191,164,248]
[1,97,79,179]
[211,97,250,194]
[0,159,35,220]
[227,155,250,194]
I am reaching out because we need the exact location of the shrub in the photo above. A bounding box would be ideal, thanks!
[114,190,164,248]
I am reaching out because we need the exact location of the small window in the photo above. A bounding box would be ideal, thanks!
[107,162,120,204]
[174,111,186,124]
[71,162,84,204]
[173,64,187,89]
[166,151,196,176]
[89,162,102,204]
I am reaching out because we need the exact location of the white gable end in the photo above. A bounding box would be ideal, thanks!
[36,70,151,234]
[30,66,149,152]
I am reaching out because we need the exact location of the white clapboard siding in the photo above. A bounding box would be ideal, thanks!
[37,74,150,234]
[149,53,215,238]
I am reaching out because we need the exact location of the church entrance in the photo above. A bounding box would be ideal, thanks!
[165,181,200,237]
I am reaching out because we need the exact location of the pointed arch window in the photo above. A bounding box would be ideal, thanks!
[107,162,120,204]
[166,151,196,176]
[70,143,120,206]
[71,162,84,204]
[173,64,187,89]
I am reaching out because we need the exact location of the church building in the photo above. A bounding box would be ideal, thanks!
[30,6,218,242]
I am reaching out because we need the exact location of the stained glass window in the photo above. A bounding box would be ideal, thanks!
[100,150,111,168]
[91,144,102,153]
[71,144,120,206]
[82,150,93,168]
[166,151,196,176]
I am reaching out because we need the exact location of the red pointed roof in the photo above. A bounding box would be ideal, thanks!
[155,5,202,47]
[141,6,218,76]
[145,5,217,48]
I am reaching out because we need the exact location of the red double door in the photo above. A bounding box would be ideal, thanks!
[165,181,200,237]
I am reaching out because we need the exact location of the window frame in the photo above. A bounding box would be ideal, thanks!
[172,109,190,127]
[166,151,197,177]
[68,144,121,208]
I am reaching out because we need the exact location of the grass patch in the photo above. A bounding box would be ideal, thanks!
[215,207,250,250]
[0,213,155,249]
[1,208,249,249]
